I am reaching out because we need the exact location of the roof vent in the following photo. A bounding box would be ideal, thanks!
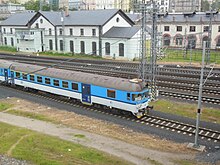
[129,78,142,83]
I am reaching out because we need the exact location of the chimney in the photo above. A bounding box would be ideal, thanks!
[65,6,69,17]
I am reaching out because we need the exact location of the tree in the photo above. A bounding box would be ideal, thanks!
[201,0,210,11]
[211,0,220,11]
[24,0,57,11]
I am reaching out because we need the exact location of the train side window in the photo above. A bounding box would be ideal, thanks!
[107,89,116,98]
[30,75,35,81]
[45,78,51,85]
[72,83,78,90]
[15,72,20,78]
[62,81,69,88]
[23,74,27,80]
[132,94,142,101]
[37,76,42,83]
[127,93,130,100]
[53,79,60,87]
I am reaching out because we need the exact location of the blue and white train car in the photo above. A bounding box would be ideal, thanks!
[0,59,151,117]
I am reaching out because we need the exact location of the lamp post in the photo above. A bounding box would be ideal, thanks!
[194,41,205,148]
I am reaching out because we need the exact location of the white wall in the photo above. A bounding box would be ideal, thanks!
[103,13,132,34]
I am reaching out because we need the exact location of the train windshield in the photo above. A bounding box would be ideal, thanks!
[132,91,149,101]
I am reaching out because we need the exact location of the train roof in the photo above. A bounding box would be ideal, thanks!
[0,60,146,92]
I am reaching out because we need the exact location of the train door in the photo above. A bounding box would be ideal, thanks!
[4,69,8,82]
[10,71,14,85]
[81,83,91,104]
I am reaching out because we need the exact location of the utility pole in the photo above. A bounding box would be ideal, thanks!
[194,41,205,148]
[149,0,158,100]
[139,1,147,81]
[61,10,65,52]
[206,0,213,65]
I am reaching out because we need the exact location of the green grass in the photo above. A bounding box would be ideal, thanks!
[39,51,103,59]
[6,110,56,123]
[172,159,203,165]
[150,99,220,124]
[0,103,12,112]
[160,49,220,64]
[0,46,17,52]
[0,122,132,165]
[146,157,163,165]
[74,134,86,138]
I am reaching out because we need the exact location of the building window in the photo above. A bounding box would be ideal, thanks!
[190,26,196,32]
[45,78,51,85]
[35,23,39,28]
[40,19,43,23]
[49,28,52,35]
[92,29,96,36]
[4,37,7,45]
[70,40,74,53]
[62,81,69,88]
[80,29,84,36]
[49,40,53,50]
[175,35,183,46]
[119,43,124,57]
[60,40,64,51]
[3,28,6,34]
[164,26,169,31]
[92,42,97,55]
[105,42,110,55]
[69,28,73,35]
[72,83,78,90]
[177,26,182,32]
[11,38,14,47]
[116,17,119,22]
[107,89,116,98]
[80,41,85,54]
[53,79,59,87]
[218,26,220,32]
[203,26,209,32]
[10,28,13,34]
[59,28,63,35]
[163,34,171,46]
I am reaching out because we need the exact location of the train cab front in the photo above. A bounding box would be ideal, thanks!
[131,90,152,118]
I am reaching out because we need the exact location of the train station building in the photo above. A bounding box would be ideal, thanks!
[0,9,143,60]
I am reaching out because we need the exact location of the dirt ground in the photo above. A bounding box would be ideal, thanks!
[0,97,201,165]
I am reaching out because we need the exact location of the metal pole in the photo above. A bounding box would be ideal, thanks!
[61,10,65,52]
[190,43,192,65]
[194,41,205,147]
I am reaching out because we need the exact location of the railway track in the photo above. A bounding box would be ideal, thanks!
[1,53,220,104]
[2,84,219,143]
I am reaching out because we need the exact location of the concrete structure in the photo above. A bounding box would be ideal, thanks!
[0,3,25,13]
[154,12,220,49]
[132,0,170,13]
[169,0,202,12]
[0,9,143,60]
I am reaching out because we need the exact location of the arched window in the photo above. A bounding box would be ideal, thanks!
[4,37,7,45]
[163,34,171,46]
[92,42,97,55]
[175,35,183,46]
[119,43,124,57]
[80,41,85,54]
[105,42,110,55]
[11,38,14,47]
[49,40,53,50]
[49,28,52,35]
[60,40,63,51]
[187,35,196,49]
[202,36,209,48]
[70,40,74,53]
